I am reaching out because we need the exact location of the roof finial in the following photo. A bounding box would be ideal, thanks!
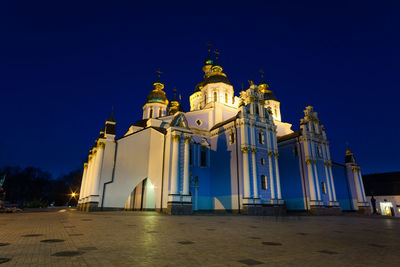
[206,42,212,58]
[156,69,162,82]
[260,69,265,83]
[173,87,177,100]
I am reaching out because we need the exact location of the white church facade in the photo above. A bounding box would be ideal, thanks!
[77,52,370,215]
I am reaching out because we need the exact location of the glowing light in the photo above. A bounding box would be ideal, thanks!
[149,184,155,189]
[71,192,76,197]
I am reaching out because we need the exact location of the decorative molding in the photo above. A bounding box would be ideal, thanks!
[184,136,191,143]
[251,148,257,153]
[241,147,250,153]
[172,134,181,141]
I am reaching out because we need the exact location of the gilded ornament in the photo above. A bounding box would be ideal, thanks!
[251,148,257,153]
[172,134,181,141]
[241,147,250,153]
[184,136,191,143]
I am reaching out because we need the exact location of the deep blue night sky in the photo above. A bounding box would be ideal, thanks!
[0,1,398,177]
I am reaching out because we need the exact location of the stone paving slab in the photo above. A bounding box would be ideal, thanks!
[0,209,400,266]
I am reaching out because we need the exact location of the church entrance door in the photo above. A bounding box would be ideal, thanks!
[125,178,156,211]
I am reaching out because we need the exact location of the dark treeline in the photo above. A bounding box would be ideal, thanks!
[0,166,82,207]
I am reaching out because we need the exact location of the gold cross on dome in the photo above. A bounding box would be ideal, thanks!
[156,69,163,80]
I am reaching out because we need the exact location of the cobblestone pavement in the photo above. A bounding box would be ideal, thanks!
[0,209,399,266]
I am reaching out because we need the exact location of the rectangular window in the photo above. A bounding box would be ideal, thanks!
[200,146,207,167]
[321,182,327,194]
[261,175,267,190]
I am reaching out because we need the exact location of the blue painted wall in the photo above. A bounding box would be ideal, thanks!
[332,163,352,210]
[278,141,305,210]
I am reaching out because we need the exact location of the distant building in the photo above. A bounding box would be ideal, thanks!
[77,51,369,215]
[363,172,400,216]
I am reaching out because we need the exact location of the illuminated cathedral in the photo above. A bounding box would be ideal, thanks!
[77,50,370,215]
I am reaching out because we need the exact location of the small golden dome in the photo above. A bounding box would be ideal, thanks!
[146,82,168,105]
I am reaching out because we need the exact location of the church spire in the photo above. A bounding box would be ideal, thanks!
[104,108,116,138]
[107,106,115,122]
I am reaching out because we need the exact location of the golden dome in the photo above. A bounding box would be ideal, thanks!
[146,82,168,105]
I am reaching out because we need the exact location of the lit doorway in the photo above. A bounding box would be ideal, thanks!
[380,202,393,216]
[125,178,156,211]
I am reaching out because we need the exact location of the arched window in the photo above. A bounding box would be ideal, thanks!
[258,132,265,144]
[229,131,235,144]
[261,158,265,165]
[261,175,267,190]
[200,146,207,167]
[275,108,278,117]
[149,108,153,118]
[204,94,207,104]
[213,91,217,102]
[255,104,259,115]
[232,96,235,104]
[159,109,162,117]
[225,92,228,103]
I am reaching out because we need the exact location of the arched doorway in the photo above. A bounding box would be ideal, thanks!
[125,178,156,211]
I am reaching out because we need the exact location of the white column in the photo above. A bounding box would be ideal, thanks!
[274,153,282,199]
[90,143,105,198]
[357,169,366,202]
[328,164,337,201]
[324,163,333,202]
[268,152,275,199]
[84,153,94,200]
[182,136,190,195]
[242,147,251,198]
[251,149,258,198]
[170,133,181,195]
[353,167,363,203]
[303,139,316,201]
[79,163,88,201]
[310,142,321,201]
[240,121,251,199]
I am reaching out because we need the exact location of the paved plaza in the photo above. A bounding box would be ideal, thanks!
[0,209,399,266]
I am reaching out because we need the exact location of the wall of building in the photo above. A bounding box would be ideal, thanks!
[102,128,164,209]
[209,123,239,211]
[278,140,306,210]
[331,163,353,210]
